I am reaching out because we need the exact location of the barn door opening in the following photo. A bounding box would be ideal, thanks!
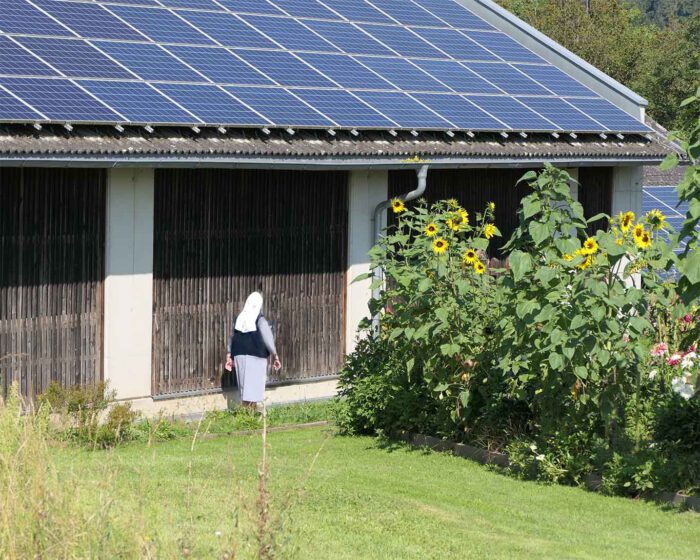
[0,168,105,400]
[152,169,348,397]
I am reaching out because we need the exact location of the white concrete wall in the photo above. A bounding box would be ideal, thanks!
[104,168,155,400]
[345,169,389,354]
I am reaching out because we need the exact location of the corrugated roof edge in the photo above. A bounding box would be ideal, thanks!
[464,0,648,108]
[0,124,675,168]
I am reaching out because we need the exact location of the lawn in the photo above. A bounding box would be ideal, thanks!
[50,423,699,559]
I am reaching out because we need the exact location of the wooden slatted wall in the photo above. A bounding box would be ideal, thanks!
[389,168,533,259]
[578,167,613,235]
[152,169,348,396]
[0,168,105,399]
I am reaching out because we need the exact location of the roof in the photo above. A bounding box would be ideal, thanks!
[0,124,673,167]
[0,0,651,135]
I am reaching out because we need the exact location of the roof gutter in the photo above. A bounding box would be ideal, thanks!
[370,164,429,336]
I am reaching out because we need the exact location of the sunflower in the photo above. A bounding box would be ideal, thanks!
[488,201,496,211]
[432,238,448,255]
[581,237,599,256]
[447,198,459,208]
[463,248,478,264]
[447,209,469,232]
[473,261,486,275]
[635,230,652,249]
[425,222,439,237]
[484,223,497,240]
[645,209,666,231]
[615,238,624,246]
[459,208,469,225]
[633,223,645,241]
[577,255,593,270]
[446,216,461,232]
[391,198,406,214]
[619,211,635,233]
[563,253,574,261]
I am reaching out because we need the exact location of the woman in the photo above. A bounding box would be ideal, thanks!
[225,292,281,409]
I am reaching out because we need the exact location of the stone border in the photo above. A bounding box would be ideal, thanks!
[400,431,699,513]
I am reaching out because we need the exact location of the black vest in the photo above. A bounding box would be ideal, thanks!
[230,315,269,359]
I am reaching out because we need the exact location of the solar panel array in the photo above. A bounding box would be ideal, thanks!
[643,184,693,253]
[0,0,652,133]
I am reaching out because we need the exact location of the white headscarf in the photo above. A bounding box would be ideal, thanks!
[235,292,263,333]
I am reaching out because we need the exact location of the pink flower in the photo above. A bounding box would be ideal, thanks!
[623,334,630,343]
[683,314,694,324]
[667,353,683,366]
[650,343,668,357]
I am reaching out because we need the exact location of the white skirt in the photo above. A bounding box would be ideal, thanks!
[234,355,267,403]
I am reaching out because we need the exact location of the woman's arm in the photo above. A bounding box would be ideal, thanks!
[258,317,277,356]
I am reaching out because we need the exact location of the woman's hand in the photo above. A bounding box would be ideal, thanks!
[273,355,282,371]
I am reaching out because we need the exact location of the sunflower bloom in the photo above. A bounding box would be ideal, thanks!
[636,230,652,249]
[633,223,645,242]
[620,211,635,233]
[615,238,624,246]
[391,198,406,214]
[563,253,574,261]
[432,238,448,255]
[447,198,459,208]
[484,224,497,239]
[581,237,599,256]
[463,248,478,264]
[446,217,461,232]
[425,223,439,237]
[645,209,666,231]
[577,255,593,270]
[488,201,496,211]
[473,261,486,275]
[458,208,469,225]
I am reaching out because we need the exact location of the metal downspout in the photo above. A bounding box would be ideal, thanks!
[371,164,430,335]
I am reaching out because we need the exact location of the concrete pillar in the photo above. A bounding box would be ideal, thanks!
[345,169,388,354]
[611,166,644,218]
[104,168,155,400]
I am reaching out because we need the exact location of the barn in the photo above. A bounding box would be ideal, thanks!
[0,0,671,415]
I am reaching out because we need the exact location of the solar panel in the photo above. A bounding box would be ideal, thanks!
[356,56,450,92]
[292,88,396,127]
[358,24,445,58]
[469,63,551,95]
[298,53,396,90]
[0,0,653,134]
[167,46,273,85]
[272,0,342,20]
[0,77,121,122]
[410,0,495,30]
[33,0,145,41]
[411,27,497,61]
[0,36,58,77]
[16,37,133,80]
[109,6,215,45]
[94,41,205,83]
[217,0,284,16]
[234,49,336,87]
[0,86,45,120]
[468,31,545,64]
[0,0,72,36]
[368,0,448,27]
[517,96,602,131]
[411,59,500,94]
[224,86,334,127]
[353,91,452,128]
[320,0,395,23]
[466,95,555,130]
[567,98,650,132]
[178,10,277,49]
[302,20,394,55]
[156,83,269,125]
[239,15,339,52]
[79,80,197,123]
[412,93,505,130]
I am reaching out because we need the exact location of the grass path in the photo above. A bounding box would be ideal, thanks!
[52,427,698,559]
